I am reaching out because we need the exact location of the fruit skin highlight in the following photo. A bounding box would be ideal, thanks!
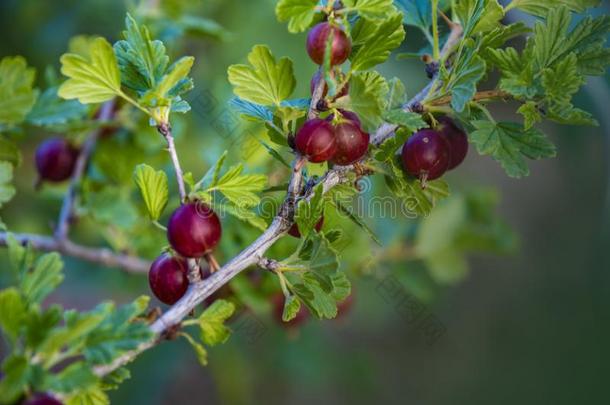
[294,119,337,163]
[401,129,451,181]
[35,138,79,182]
[306,22,351,66]
[331,120,370,166]
[148,253,190,305]
[437,116,469,170]
[167,202,222,258]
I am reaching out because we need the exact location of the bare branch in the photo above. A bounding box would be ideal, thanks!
[0,232,150,273]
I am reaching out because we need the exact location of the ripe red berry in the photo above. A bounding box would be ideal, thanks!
[288,216,324,238]
[35,138,79,182]
[331,121,370,166]
[271,293,308,328]
[22,393,63,405]
[437,116,468,170]
[148,253,189,305]
[310,70,349,98]
[294,119,337,163]
[167,202,222,258]
[401,129,450,181]
[306,22,351,66]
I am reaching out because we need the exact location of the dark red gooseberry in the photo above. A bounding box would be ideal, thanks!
[306,22,351,66]
[35,138,79,182]
[271,293,309,328]
[148,253,189,305]
[437,116,468,170]
[326,109,361,127]
[167,202,222,258]
[401,129,450,181]
[22,393,63,405]
[288,216,324,238]
[294,119,337,163]
[310,70,349,99]
[331,121,370,166]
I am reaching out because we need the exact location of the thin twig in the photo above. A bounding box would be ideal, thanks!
[55,101,115,241]
[157,123,187,202]
[0,232,150,273]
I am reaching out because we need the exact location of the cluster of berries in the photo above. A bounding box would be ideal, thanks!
[296,22,370,167]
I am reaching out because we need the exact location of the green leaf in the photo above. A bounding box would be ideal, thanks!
[0,137,21,167]
[133,164,169,221]
[65,386,110,405]
[341,71,388,131]
[292,277,338,319]
[0,162,16,229]
[43,362,98,394]
[83,296,152,365]
[113,13,169,94]
[349,13,405,71]
[342,0,397,20]
[440,41,486,112]
[140,56,194,108]
[181,332,208,366]
[275,0,319,33]
[37,306,111,364]
[282,295,301,322]
[456,0,504,36]
[197,299,235,346]
[58,37,122,104]
[507,0,600,17]
[26,86,88,127]
[228,45,296,106]
[215,201,268,231]
[20,252,64,305]
[0,355,31,404]
[229,97,273,122]
[330,272,351,301]
[383,110,426,131]
[0,288,26,343]
[469,120,557,178]
[206,164,267,207]
[386,77,407,109]
[24,305,62,351]
[395,0,432,30]
[295,184,325,239]
[517,101,542,130]
[384,156,450,217]
[0,56,37,126]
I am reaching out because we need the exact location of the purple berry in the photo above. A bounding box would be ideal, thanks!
[401,129,450,181]
[331,120,369,166]
[22,393,63,405]
[437,116,468,170]
[306,22,351,66]
[294,119,337,163]
[35,138,79,182]
[148,253,189,305]
[167,202,222,258]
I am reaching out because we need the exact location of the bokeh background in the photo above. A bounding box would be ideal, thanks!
[1,0,609,404]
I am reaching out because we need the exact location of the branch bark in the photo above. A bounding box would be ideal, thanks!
[0,232,150,273]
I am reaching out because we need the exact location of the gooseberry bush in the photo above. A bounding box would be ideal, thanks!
[0,0,609,403]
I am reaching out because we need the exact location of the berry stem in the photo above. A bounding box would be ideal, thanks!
[55,100,116,242]
[157,123,188,202]
[204,252,221,273]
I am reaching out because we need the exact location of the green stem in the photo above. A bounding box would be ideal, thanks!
[118,91,150,117]
[432,0,440,60]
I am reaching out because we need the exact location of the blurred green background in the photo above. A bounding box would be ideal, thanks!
[1,0,610,404]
